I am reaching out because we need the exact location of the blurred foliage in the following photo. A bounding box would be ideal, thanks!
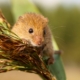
[11,0,39,21]
[0,4,14,25]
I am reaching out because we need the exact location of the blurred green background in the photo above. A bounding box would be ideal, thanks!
[0,0,80,80]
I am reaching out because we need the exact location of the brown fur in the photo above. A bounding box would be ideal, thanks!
[12,13,54,64]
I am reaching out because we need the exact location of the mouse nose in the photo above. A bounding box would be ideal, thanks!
[35,36,43,46]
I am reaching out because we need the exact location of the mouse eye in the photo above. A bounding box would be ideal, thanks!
[29,28,33,33]
[43,30,46,35]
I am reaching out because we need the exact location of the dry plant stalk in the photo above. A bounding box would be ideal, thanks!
[0,11,56,80]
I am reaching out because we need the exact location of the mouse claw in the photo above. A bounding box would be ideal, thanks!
[54,50,63,55]
[21,38,28,44]
[48,57,54,64]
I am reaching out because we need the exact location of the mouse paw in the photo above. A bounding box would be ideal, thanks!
[54,50,63,55]
[21,38,28,44]
[48,57,54,64]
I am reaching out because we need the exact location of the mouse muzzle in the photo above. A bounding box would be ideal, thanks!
[33,36,44,47]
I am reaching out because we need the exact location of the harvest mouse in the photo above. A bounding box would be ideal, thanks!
[12,13,54,64]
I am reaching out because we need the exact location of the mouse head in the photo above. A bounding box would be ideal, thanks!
[14,13,48,47]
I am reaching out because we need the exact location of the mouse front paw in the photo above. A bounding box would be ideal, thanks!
[48,57,54,64]
[21,38,29,44]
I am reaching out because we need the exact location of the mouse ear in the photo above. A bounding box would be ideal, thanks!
[42,16,49,24]
[18,16,24,22]
[44,17,48,23]
[42,17,49,27]
[19,16,23,19]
